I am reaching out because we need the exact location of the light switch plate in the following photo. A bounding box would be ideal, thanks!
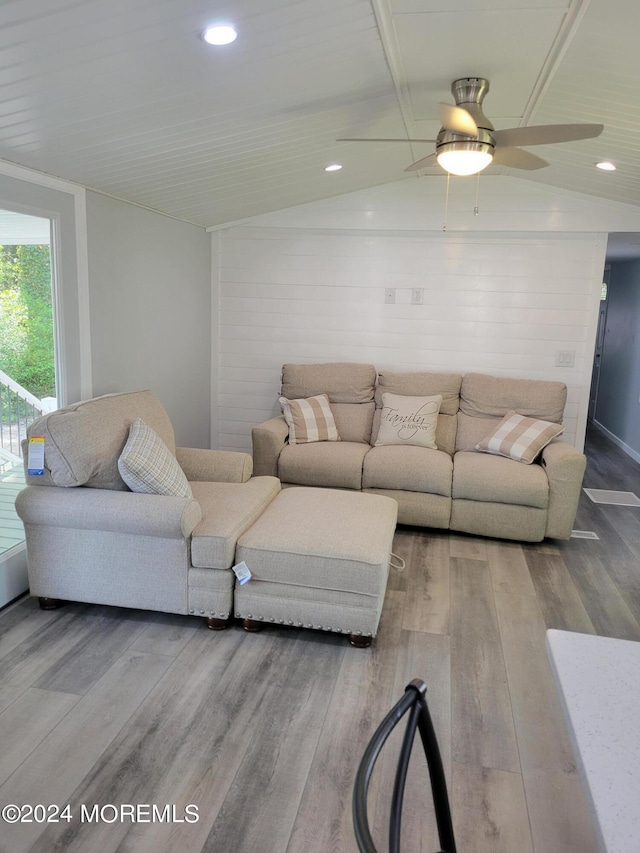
[555,350,575,367]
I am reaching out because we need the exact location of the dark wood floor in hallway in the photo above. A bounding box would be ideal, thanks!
[0,424,638,853]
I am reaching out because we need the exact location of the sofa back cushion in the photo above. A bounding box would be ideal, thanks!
[372,371,462,456]
[456,373,567,452]
[281,362,376,403]
[331,402,375,444]
[25,390,175,489]
[281,362,376,444]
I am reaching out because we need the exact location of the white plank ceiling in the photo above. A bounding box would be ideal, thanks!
[0,0,637,227]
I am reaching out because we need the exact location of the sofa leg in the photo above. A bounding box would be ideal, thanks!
[242,618,263,633]
[38,597,66,610]
[349,633,372,648]
[206,616,231,631]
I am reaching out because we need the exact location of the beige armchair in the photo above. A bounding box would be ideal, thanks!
[16,390,280,626]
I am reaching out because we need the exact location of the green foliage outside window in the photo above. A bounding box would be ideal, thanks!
[0,244,56,400]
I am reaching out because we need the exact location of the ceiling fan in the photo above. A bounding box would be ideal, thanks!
[339,77,604,176]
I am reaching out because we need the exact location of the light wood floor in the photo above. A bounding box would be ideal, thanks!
[0,425,639,853]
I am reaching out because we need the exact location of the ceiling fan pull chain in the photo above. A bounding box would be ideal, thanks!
[443,173,450,231]
[474,172,480,216]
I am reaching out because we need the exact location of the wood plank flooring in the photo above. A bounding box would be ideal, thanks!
[0,423,639,852]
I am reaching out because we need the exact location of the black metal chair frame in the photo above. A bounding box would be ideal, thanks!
[353,678,457,853]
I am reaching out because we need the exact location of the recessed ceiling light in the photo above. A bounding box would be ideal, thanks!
[596,161,616,171]
[202,25,237,45]
[325,164,342,172]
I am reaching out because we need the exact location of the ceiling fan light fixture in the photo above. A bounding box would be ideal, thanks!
[436,143,493,176]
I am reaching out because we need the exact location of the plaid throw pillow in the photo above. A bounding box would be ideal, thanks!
[475,411,564,464]
[279,394,341,444]
[118,418,192,496]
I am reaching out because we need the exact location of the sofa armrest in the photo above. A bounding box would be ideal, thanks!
[540,440,587,540]
[175,447,252,483]
[15,486,203,539]
[251,416,289,477]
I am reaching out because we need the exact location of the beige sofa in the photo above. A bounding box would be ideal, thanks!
[15,389,397,645]
[16,390,281,625]
[252,363,587,542]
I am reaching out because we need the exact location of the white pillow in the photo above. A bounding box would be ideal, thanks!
[118,418,192,497]
[375,393,442,449]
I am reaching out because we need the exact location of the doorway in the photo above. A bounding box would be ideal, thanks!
[588,264,610,422]
[0,208,58,603]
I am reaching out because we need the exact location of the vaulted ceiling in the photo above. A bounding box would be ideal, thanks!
[0,0,637,228]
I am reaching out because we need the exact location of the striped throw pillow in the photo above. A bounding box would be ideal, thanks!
[118,418,192,496]
[279,394,341,444]
[475,411,564,464]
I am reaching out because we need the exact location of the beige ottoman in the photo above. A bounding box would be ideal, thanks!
[234,487,398,647]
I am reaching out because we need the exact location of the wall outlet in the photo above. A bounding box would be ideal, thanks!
[384,288,396,304]
[555,350,575,368]
[411,288,424,305]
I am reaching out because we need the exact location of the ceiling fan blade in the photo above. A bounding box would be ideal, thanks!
[439,103,478,136]
[493,123,604,148]
[492,147,548,170]
[337,137,436,143]
[404,153,438,172]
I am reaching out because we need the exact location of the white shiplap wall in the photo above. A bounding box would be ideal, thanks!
[217,226,607,451]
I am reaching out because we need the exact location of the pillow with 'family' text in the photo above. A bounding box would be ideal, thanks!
[375,393,442,449]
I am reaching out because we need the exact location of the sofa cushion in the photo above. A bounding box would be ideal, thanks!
[453,451,549,508]
[456,373,567,453]
[118,419,192,497]
[24,390,175,489]
[331,402,375,444]
[375,371,462,415]
[375,393,442,449]
[455,412,500,453]
[281,362,376,404]
[278,441,369,490]
[190,476,281,569]
[475,411,564,464]
[363,445,453,496]
[373,371,462,455]
[459,373,566,422]
[279,394,340,444]
[236,487,397,597]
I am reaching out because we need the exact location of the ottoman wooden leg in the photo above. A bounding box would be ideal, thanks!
[242,618,263,633]
[38,597,66,610]
[349,634,372,648]
[206,616,231,631]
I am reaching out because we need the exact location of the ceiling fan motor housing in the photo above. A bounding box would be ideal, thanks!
[450,77,495,132]
[437,77,496,164]
[451,77,490,108]
[435,127,495,157]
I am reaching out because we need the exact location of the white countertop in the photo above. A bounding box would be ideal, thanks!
[546,629,640,853]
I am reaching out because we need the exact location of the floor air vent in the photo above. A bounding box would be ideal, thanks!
[570,530,600,540]
[583,489,640,507]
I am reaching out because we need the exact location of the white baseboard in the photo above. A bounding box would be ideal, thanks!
[592,420,640,465]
